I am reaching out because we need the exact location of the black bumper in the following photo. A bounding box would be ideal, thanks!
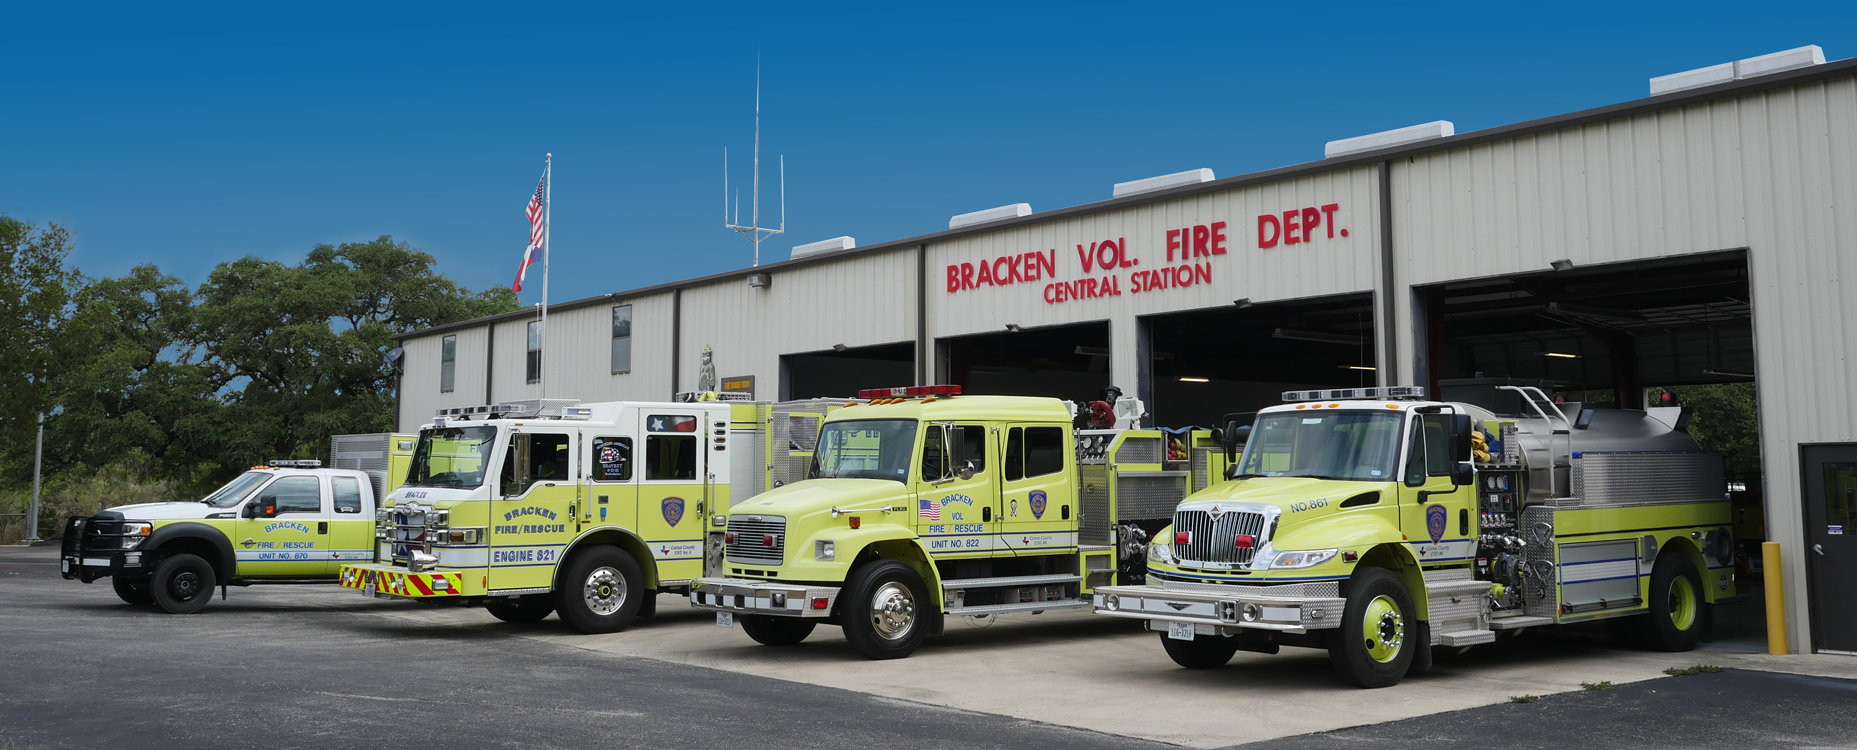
[60,514,141,583]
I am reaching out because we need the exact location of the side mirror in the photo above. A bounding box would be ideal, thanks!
[958,460,976,481]
[1452,414,1474,463]
[1453,461,1475,486]
[252,495,280,518]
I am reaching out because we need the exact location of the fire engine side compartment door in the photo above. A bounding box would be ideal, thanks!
[1399,413,1477,565]
[489,431,576,591]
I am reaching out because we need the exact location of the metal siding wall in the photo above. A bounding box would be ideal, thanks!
[678,250,917,396]
[396,325,493,431]
[925,167,1383,387]
[1392,76,1857,651]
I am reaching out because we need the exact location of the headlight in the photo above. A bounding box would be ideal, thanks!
[1270,549,1339,569]
[120,522,153,549]
[815,540,835,561]
[437,528,481,545]
[375,507,390,523]
[1147,542,1171,564]
[427,510,450,529]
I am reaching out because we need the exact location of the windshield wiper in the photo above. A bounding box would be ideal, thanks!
[1285,473,1347,481]
[1228,473,1268,480]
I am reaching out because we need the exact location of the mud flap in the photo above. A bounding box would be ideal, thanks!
[1410,620,1434,673]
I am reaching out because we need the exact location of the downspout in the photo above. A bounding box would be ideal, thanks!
[671,288,683,400]
[1378,160,1399,385]
[916,243,929,385]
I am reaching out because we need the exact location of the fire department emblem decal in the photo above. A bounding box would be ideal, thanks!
[1425,503,1447,545]
[1029,490,1047,520]
[662,496,685,527]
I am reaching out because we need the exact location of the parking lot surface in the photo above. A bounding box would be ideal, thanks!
[5,546,1856,749]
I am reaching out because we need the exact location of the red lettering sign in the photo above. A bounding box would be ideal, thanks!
[1258,203,1342,248]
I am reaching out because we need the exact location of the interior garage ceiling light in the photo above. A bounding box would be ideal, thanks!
[1339,365,1377,371]
[1178,377,1210,383]
[1005,324,1024,332]
[1273,328,1364,346]
[1539,352,1581,359]
[1549,259,1575,271]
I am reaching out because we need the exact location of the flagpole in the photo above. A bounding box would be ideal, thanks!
[541,153,551,399]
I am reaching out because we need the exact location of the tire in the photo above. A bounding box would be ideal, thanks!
[1159,631,1239,669]
[637,589,659,619]
[740,615,818,646]
[1327,568,1417,688]
[1643,554,1707,652]
[554,546,645,634]
[112,575,153,606]
[840,560,929,660]
[486,595,555,623]
[150,553,216,614]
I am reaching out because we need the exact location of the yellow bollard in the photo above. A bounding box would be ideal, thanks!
[1763,541,1787,655]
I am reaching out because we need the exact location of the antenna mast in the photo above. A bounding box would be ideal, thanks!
[724,59,784,266]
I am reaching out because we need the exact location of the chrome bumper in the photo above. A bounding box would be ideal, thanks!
[1092,578,1347,633]
[690,577,841,618]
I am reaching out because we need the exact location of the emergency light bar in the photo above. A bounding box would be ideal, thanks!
[268,459,322,468]
[1281,386,1426,402]
[856,385,963,399]
[436,399,588,420]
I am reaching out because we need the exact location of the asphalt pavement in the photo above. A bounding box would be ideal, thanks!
[4,546,1855,749]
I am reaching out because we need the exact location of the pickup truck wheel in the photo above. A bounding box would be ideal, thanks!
[112,575,153,606]
[150,553,216,614]
[840,560,927,660]
[554,546,644,634]
[486,595,555,623]
[1159,631,1239,669]
[740,615,818,646]
[1328,568,1415,688]
[1644,554,1706,652]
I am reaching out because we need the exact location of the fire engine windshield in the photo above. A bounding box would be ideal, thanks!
[406,426,498,488]
[201,472,272,508]
[809,420,920,483]
[1233,410,1405,482]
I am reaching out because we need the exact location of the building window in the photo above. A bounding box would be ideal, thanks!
[526,321,543,384]
[440,335,456,392]
[611,305,632,374]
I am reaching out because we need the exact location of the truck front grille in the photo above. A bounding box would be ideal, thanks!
[1173,509,1269,566]
[725,516,787,565]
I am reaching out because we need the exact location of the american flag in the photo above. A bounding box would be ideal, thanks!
[512,172,546,292]
[918,498,941,521]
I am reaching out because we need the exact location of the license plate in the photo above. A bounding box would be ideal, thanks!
[61,559,70,573]
[716,612,734,627]
[1168,621,1195,641]
[363,582,377,598]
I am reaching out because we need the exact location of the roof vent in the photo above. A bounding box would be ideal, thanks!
[1650,45,1825,96]
[791,236,855,259]
[1113,168,1216,199]
[949,203,1032,230]
[1324,121,1454,159]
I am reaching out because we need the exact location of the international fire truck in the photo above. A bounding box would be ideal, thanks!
[60,433,413,614]
[689,385,1223,659]
[334,397,861,632]
[1092,384,1736,687]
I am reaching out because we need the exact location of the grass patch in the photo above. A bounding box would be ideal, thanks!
[1580,681,1618,691]
[1663,664,1725,676]
[1508,695,1540,703]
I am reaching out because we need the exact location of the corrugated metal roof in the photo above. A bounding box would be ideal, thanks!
[400,55,1857,341]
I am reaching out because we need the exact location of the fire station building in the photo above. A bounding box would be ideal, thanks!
[394,47,1857,654]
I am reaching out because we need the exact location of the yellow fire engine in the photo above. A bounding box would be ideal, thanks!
[1093,385,1735,687]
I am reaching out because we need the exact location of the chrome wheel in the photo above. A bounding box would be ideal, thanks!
[868,581,917,641]
[584,566,627,616]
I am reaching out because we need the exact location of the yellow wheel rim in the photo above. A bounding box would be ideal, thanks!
[1362,595,1405,663]
[1668,575,1697,631]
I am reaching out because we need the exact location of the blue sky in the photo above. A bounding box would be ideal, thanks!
[3,2,1851,306]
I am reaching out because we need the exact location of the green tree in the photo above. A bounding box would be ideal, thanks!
[192,236,516,470]
[0,218,81,481]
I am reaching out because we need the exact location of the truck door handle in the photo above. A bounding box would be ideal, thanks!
[983,507,992,522]
[318,522,328,534]
[1815,544,1825,556]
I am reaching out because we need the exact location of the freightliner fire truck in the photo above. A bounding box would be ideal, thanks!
[60,433,414,614]
[334,396,860,633]
[1092,384,1736,687]
[689,385,1223,659]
